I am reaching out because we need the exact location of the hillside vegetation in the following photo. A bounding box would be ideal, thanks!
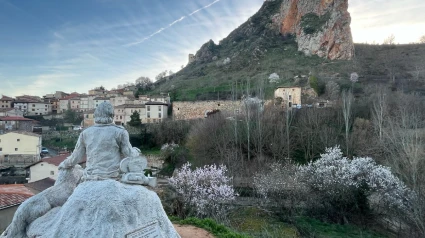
[151,0,425,101]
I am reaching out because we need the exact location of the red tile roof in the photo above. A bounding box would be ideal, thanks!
[60,94,80,100]
[29,154,86,167]
[24,177,55,193]
[0,184,34,209]
[0,95,14,101]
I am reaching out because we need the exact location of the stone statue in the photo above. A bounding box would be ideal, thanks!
[58,102,141,181]
[120,155,157,187]
[1,165,84,238]
[1,102,180,238]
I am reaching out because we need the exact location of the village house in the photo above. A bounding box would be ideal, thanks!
[274,87,302,108]
[0,117,38,133]
[0,108,24,117]
[13,99,36,116]
[24,177,55,194]
[83,110,95,127]
[26,153,86,183]
[69,96,81,111]
[0,184,34,232]
[110,96,136,107]
[88,87,107,96]
[145,101,168,123]
[114,104,145,126]
[26,102,52,116]
[58,94,79,113]
[0,95,14,109]
[93,97,110,109]
[0,131,42,166]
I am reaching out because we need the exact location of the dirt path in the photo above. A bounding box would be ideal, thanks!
[173,224,215,238]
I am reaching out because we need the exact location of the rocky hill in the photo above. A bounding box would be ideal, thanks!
[152,0,425,101]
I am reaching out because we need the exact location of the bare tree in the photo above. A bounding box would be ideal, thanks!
[383,34,396,45]
[341,90,354,156]
[380,93,425,235]
[419,35,425,44]
[371,87,389,141]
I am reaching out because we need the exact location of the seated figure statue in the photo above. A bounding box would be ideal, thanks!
[58,101,151,186]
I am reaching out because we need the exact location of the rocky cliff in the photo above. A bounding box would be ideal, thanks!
[273,0,354,60]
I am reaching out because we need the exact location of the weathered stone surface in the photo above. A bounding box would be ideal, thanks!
[26,180,179,238]
[194,40,219,63]
[274,0,354,59]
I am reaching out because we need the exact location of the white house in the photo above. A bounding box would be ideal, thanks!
[26,102,52,116]
[0,131,42,166]
[145,102,168,123]
[27,153,86,183]
[114,104,145,126]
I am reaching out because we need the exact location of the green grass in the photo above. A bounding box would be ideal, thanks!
[171,217,249,238]
[229,207,299,238]
[140,148,161,155]
[43,138,78,150]
[294,217,388,238]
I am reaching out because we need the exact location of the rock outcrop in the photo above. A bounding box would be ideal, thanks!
[193,40,219,63]
[273,0,354,59]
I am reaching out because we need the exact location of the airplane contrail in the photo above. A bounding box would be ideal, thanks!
[124,0,222,47]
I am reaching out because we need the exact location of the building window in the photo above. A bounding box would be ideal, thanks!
[147,112,150,118]
[147,106,150,111]
[120,116,122,119]
[0,148,2,151]
[32,109,35,111]
[50,171,54,175]
[289,95,292,100]
[15,148,18,151]
[159,113,162,118]
[158,106,161,111]
[32,104,35,107]
[17,139,20,142]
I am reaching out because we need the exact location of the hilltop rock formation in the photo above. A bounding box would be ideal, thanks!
[273,0,354,59]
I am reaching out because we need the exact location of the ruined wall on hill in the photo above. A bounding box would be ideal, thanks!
[173,101,242,120]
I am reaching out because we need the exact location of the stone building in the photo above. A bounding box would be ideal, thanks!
[274,87,302,108]
[173,100,241,120]
[0,95,14,109]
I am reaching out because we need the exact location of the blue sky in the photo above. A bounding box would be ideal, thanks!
[0,0,424,97]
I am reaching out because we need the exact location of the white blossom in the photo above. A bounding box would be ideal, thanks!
[169,162,236,218]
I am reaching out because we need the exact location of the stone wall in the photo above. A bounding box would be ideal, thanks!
[173,100,242,120]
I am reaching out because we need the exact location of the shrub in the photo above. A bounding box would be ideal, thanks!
[169,162,237,220]
[300,12,331,35]
[254,146,415,224]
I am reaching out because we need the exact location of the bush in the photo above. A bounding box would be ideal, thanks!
[254,146,414,224]
[169,162,237,220]
[300,12,331,35]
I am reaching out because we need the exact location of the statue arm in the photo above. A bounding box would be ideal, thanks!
[120,130,140,158]
[59,133,86,169]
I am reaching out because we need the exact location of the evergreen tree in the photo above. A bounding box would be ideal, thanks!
[128,111,142,127]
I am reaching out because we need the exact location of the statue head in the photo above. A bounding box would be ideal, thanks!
[94,101,114,124]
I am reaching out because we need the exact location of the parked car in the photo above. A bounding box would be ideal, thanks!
[41,147,49,154]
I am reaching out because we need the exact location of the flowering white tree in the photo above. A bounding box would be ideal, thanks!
[350,72,359,83]
[254,146,415,223]
[297,146,413,213]
[268,73,280,83]
[169,162,237,219]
